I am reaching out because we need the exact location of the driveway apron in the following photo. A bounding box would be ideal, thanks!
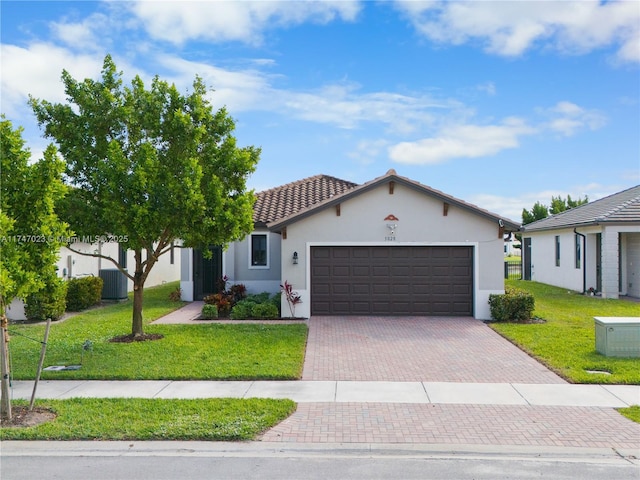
[262,316,640,449]
[301,316,565,383]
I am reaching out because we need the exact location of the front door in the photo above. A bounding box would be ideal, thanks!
[523,238,532,280]
[596,234,602,292]
[193,246,222,300]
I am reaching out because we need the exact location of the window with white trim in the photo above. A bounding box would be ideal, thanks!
[574,234,581,269]
[250,234,268,268]
[555,235,561,267]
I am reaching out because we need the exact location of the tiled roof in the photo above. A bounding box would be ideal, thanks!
[253,174,359,225]
[522,185,640,232]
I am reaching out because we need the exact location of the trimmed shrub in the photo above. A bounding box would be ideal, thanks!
[203,293,233,317]
[488,286,535,322]
[201,304,219,319]
[251,302,279,319]
[245,292,270,304]
[228,283,247,303]
[66,276,104,311]
[269,292,281,316]
[230,300,256,320]
[25,278,67,321]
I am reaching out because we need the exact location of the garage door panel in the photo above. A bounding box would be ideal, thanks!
[331,283,350,294]
[352,284,370,294]
[391,266,411,277]
[411,284,429,295]
[313,248,330,259]
[332,248,350,259]
[311,246,473,316]
[353,266,371,277]
[313,284,330,295]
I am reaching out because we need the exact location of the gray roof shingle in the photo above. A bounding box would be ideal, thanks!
[522,185,640,232]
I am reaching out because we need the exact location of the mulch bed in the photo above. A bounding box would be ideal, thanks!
[109,333,164,343]
[1,406,56,428]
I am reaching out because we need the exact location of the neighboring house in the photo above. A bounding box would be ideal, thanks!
[6,240,180,320]
[181,170,519,320]
[504,237,521,257]
[520,185,640,299]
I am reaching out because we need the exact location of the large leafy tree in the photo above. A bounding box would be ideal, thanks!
[521,201,549,225]
[30,55,260,338]
[0,116,67,418]
[522,195,588,225]
[550,194,588,214]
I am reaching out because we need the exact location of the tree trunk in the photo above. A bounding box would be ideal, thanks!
[131,250,145,337]
[132,276,144,337]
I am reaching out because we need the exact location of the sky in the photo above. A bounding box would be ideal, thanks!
[2,0,639,221]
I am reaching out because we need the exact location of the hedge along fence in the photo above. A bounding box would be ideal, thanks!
[488,286,535,322]
[66,276,104,311]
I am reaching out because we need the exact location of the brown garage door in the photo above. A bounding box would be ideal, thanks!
[311,246,473,316]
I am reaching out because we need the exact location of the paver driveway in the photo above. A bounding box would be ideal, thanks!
[263,316,640,449]
[302,316,565,384]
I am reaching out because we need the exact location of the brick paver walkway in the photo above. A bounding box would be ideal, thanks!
[261,403,640,449]
[302,317,565,383]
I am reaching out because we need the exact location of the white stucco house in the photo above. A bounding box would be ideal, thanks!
[180,170,519,320]
[520,185,640,299]
[6,240,180,320]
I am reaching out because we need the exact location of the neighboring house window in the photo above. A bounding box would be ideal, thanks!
[250,234,268,268]
[574,234,581,269]
[555,235,560,267]
[119,245,127,268]
[170,241,175,265]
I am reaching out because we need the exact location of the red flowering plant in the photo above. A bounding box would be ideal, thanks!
[280,280,302,318]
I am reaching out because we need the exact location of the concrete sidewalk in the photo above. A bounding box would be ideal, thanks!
[8,379,640,407]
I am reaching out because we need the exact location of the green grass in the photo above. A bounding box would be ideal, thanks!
[8,282,308,380]
[618,406,640,424]
[0,398,296,440]
[490,280,640,384]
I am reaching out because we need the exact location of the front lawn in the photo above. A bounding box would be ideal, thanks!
[7,282,308,380]
[0,398,295,440]
[490,280,640,384]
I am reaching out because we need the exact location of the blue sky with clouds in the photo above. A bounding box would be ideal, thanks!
[2,1,639,220]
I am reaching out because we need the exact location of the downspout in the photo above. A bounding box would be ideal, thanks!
[574,229,586,294]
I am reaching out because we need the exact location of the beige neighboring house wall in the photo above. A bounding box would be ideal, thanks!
[521,185,640,299]
[6,240,180,320]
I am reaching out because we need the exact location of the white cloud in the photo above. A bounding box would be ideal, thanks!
[49,13,110,51]
[469,183,608,221]
[0,43,105,117]
[477,82,496,96]
[347,139,389,165]
[154,55,457,133]
[541,101,607,136]
[395,0,640,63]
[127,0,361,45]
[388,117,535,165]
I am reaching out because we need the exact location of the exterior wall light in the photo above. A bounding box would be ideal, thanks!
[292,251,298,265]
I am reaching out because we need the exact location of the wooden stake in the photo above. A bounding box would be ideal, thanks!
[0,314,11,420]
[30,318,52,411]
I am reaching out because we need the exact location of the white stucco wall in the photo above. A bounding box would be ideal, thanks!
[626,232,640,298]
[524,225,640,299]
[524,229,587,293]
[8,241,180,320]
[279,182,506,320]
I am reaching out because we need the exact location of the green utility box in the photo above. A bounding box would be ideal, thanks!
[595,317,640,358]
